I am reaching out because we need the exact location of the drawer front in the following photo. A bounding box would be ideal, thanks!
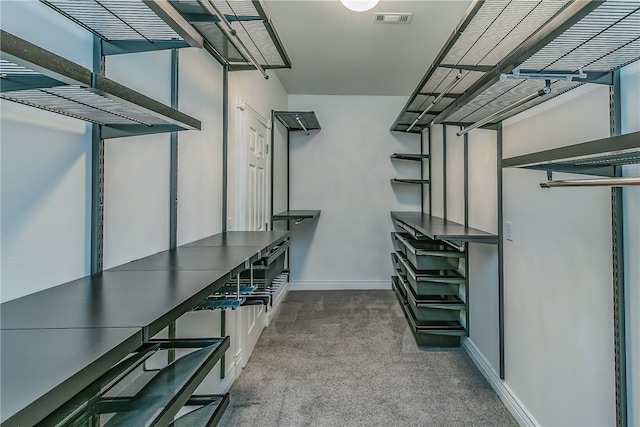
[395,252,463,296]
[394,232,464,271]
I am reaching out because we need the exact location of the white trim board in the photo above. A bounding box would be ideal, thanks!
[462,338,540,427]
[290,281,391,291]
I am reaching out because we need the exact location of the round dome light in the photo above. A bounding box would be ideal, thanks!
[339,0,379,12]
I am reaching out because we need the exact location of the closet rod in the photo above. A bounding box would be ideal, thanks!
[457,82,551,136]
[540,177,640,188]
[407,72,461,132]
[203,0,269,79]
[295,115,309,135]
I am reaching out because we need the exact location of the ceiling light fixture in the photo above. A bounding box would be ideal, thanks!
[340,0,379,12]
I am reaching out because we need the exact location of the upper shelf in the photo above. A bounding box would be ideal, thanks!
[392,211,498,245]
[0,30,201,139]
[392,0,640,133]
[272,210,321,223]
[502,131,640,177]
[274,111,321,133]
[40,0,292,71]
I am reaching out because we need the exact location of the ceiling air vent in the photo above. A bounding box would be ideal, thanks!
[374,13,412,24]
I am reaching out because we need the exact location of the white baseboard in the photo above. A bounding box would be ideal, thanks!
[290,280,391,291]
[214,362,238,394]
[462,338,539,427]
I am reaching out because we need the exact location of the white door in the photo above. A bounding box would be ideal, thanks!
[237,103,269,369]
[245,111,269,231]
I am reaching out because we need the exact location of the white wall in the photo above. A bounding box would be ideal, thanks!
[430,125,445,218]
[467,129,499,372]
[502,84,615,426]
[286,95,420,289]
[445,125,465,224]
[0,1,93,302]
[620,59,640,427]
[177,48,224,245]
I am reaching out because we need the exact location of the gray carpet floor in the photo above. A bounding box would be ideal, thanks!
[218,290,517,426]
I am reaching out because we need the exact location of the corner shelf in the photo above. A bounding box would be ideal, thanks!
[391,0,640,133]
[274,111,321,133]
[1,30,201,139]
[502,131,640,177]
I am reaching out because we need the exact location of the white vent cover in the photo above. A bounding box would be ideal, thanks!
[374,12,412,24]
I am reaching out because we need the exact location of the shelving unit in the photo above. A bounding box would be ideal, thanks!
[390,153,429,161]
[391,235,468,348]
[271,111,322,231]
[391,0,640,133]
[39,0,291,74]
[0,30,201,139]
[503,131,640,178]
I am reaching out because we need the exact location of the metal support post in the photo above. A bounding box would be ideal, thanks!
[169,49,179,249]
[90,36,104,275]
[222,64,229,232]
[497,122,505,380]
[443,125,447,220]
[428,127,432,214]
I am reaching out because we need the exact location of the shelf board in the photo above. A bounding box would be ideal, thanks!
[390,179,430,185]
[0,30,201,139]
[390,153,429,161]
[103,338,229,427]
[40,0,204,55]
[502,131,640,177]
[272,210,321,222]
[274,111,321,132]
[392,211,498,245]
[391,0,640,132]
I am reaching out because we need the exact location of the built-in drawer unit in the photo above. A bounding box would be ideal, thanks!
[390,230,468,348]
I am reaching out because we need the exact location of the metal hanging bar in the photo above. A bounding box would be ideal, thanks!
[203,0,269,79]
[294,115,309,135]
[501,67,587,82]
[407,72,462,132]
[457,81,552,137]
[540,177,640,188]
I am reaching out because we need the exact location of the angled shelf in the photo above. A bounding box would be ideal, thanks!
[1,30,201,139]
[274,111,321,133]
[40,0,204,55]
[392,0,640,133]
[391,153,429,161]
[390,179,430,185]
[169,394,230,427]
[502,131,640,177]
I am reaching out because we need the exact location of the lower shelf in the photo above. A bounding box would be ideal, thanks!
[102,338,229,427]
[169,394,230,427]
[393,280,465,348]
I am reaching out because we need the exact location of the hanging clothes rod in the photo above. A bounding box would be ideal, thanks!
[295,115,309,135]
[457,81,551,137]
[407,72,462,132]
[204,0,269,79]
[540,177,640,188]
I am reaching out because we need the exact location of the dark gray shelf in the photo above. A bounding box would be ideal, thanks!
[170,0,291,70]
[502,131,640,177]
[183,231,289,252]
[103,338,229,427]
[274,111,321,132]
[0,327,142,427]
[40,0,203,55]
[272,210,321,222]
[391,211,498,245]
[392,1,640,133]
[169,394,230,427]
[390,179,430,185]
[0,30,201,139]
[390,153,429,161]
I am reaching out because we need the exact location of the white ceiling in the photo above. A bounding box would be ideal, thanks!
[265,0,473,96]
